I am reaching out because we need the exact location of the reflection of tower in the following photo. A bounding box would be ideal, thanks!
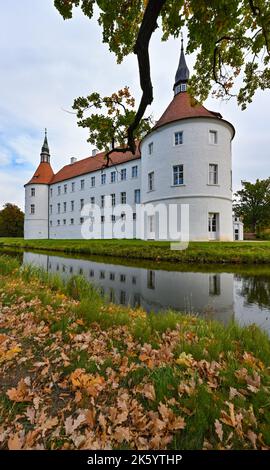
[24,130,54,239]
[140,40,235,241]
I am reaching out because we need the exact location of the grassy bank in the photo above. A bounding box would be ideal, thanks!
[1,238,270,264]
[0,255,270,450]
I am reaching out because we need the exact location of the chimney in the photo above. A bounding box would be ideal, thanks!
[70,157,77,164]
[92,149,98,157]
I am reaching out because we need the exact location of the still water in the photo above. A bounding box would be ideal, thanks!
[20,251,270,335]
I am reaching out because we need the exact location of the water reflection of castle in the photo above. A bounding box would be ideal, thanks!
[23,252,235,324]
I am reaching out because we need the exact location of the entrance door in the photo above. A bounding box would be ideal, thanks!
[208,213,219,240]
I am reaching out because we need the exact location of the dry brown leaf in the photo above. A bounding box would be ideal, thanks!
[114,426,131,443]
[141,383,156,401]
[215,419,223,442]
[8,433,24,450]
[247,429,257,449]
[6,378,33,403]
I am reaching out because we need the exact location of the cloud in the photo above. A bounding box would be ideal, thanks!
[0,0,269,211]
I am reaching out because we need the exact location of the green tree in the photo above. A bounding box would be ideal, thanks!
[73,87,152,158]
[0,203,24,238]
[234,178,270,233]
[54,0,270,152]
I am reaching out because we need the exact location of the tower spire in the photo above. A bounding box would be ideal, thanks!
[40,128,50,163]
[173,36,190,96]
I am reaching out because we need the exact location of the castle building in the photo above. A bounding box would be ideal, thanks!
[24,43,241,241]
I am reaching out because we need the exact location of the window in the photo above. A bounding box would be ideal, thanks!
[149,215,155,232]
[132,165,138,178]
[132,276,137,285]
[120,291,126,305]
[173,165,184,185]
[80,217,84,224]
[57,220,60,226]
[111,171,116,183]
[57,203,60,214]
[70,218,74,225]
[209,130,218,144]
[50,188,53,197]
[63,202,67,212]
[181,83,187,92]
[111,194,116,207]
[91,176,95,187]
[208,213,218,233]
[209,164,218,185]
[174,84,181,95]
[49,205,52,215]
[90,196,95,205]
[121,168,126,181]
[121,192,126,204]
[89,270,94,277]
[80,199,84,210]
[147,270,155,290]
[101,195,105,208]
[174,131,183,146]
[31,188,35,197]
[148,142,153,155]
[120,274,126,283]
[209,274,221,296]
[57,186,61,195]
[101,215,105,223]
[71,200,74,211]
[63,219,66,225]
[133,213,137,221]
[111,215,116,222]
[109,289,115,303]
[148,172,154,191]
[133,293,141,307]
[30,204,35,214]
[64,184,67,194]
[71,182,75,192]
[134,189,141,203]
[50,220,52,227]
[80,179,85,190]
[110,272,115,281]
[101,172,106,185]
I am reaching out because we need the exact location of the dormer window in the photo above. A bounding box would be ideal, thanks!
[181,83,187,92]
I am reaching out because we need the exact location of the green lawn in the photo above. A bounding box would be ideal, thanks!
[1,237,270,264]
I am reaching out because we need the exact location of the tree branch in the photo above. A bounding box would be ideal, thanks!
[127,0,167,153]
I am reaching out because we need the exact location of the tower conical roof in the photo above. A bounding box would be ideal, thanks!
[174,39,190,93]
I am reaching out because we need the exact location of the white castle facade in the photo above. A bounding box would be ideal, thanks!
[24,44,243,241]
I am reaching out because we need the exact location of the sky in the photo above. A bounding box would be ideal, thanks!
[0,0,269,211]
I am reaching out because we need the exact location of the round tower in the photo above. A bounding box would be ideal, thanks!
[140,40,235,241]
[24,130,54,239]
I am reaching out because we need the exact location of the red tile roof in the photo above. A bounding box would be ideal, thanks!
[154,91,222,130]
[51,146,141,184]
[25,162,54,186]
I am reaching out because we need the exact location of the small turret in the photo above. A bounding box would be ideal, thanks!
[24,130,54,239]
[40,128,50,163]
[173,38,190,96]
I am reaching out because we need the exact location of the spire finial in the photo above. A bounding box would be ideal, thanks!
[181,32,184,51]
[45,128,47,137]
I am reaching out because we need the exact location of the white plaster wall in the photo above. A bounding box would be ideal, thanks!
[48,158,141,239]
[24,184,49,239]
[141,117,234,241]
